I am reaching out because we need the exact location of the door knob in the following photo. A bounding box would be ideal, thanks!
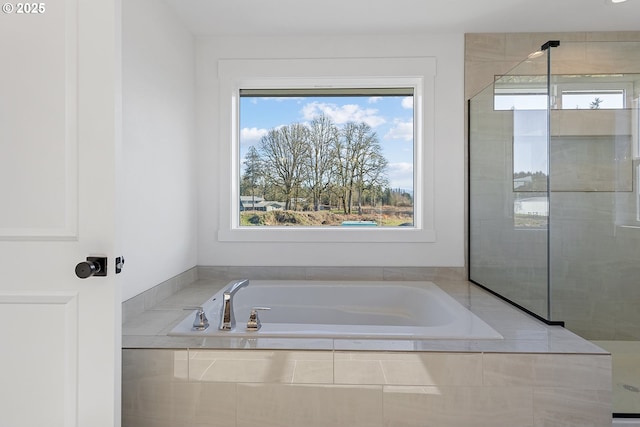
[75,257,107,279]
[115,256,125,274]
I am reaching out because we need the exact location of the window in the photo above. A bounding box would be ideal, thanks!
[239,88,414,228]
[495,74,636,228]
[217,57,435,242]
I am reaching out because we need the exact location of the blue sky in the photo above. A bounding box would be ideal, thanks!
[239,95,414,191]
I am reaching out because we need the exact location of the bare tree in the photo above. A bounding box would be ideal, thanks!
[259,123,309,210]
[334,122,387,214]
[334,122,358,214]
[254,117,390,216]
[305,114,338,211]
[351,123,388,215]
[355,150,388,214]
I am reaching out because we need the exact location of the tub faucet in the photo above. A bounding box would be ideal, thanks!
[246,306,271,331]
[183,306,209,331]
[219,279,249,330]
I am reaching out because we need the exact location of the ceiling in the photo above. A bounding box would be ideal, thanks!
[163,0,640,37]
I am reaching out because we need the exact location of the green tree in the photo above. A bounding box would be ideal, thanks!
[241,145,263,210]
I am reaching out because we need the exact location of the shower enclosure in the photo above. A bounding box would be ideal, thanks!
[469,40,640,416]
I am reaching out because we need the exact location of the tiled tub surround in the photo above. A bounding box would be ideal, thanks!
[123,349,611,427]
[122,267,612,427]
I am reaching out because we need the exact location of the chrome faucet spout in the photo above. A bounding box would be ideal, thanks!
[219,279,249,330]
[226,279,249,296]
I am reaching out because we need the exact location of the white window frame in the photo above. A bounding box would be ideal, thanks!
[217,57,436,242]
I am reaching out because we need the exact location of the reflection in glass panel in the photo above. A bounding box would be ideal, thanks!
[561,90,624,109]
[512,110,548,228]
[496,74,634,111]
[494,75,547,111]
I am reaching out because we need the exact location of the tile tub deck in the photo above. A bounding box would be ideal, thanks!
[122,273,612,427]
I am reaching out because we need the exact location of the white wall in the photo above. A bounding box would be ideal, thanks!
[196,34,465,267]
[122,0,198,301]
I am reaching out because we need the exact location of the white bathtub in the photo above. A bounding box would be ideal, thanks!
[169,280,503,340]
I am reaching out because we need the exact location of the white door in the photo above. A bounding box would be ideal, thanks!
[0,1,122,426]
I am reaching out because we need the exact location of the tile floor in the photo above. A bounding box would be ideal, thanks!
[595,341,640,415]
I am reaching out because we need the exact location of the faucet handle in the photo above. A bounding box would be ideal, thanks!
[184,306,209,331]
[247,307,270,331]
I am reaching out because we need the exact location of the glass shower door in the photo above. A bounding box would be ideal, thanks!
[469,39,640,416]
[469,52,551,321]
[546,41,640,416]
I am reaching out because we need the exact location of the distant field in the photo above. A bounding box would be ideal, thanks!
[514,214,547,228]
[240,207,414,227]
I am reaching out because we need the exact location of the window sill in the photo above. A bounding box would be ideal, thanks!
[217,227,436,243]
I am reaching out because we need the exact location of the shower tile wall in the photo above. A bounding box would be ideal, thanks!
[465,32,640,101]
[548,103,639,340]
[122,349,611,427]
[550,190,640,340]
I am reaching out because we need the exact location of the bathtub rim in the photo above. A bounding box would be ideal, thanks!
[168,280,504,341]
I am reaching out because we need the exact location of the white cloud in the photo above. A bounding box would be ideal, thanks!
[401,96,413,109]
[301,102,386,127]
[387,162,414,191]
[240,127,269,146]
[368,96,382,104]
[385,119,413,141]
